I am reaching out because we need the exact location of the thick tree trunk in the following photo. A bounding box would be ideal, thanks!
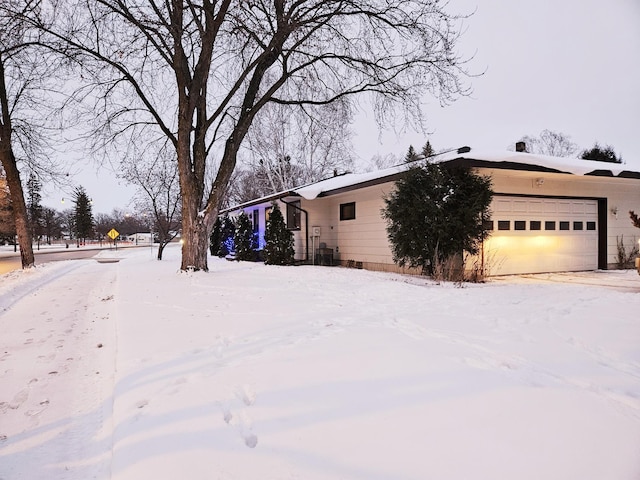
[180,213,211,271]
[0,54,35,268]
[0,149,35,268]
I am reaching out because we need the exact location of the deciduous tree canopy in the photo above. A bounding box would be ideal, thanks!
[13,0,471,271]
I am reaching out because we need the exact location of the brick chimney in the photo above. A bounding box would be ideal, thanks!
[515,141,527,152]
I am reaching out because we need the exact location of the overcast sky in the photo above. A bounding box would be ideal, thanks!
[42,0,640,213]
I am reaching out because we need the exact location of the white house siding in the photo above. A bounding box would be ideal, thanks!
[311,183,412,272]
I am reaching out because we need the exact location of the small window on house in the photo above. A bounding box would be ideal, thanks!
[573,221,583,231]
[586,221,596,231]
[559,221,570,230]
[265,206,272,223]
[498,221,510,231]
[482,220,494,231]
[514,221,526,231]
[530,221,541,231]
[545,221,556,231]
[286,201,301,230]
[340,202,356,221]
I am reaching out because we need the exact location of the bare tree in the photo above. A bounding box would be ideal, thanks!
[515,130,578,157]
[41,206,64,244]
[0,1,70,267]
[240,100,355,194]
[0,171,16,244]
[22,0,471,271]
[0,2,37,267]
[121,142,181,260]
[364,152,401,172]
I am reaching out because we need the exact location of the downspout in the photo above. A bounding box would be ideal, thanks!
[280,198,309,263]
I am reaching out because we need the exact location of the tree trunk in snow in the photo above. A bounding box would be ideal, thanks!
[0,148,35,268]
[180,214,211,271]
[0,57,34,269]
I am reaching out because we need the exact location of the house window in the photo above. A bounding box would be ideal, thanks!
[559,221,570,231]
[497,221,510,231]
[573,221,583,231]
[514,221,526,231]
[340,202,356,221]
[545,221,556,230]
[286,201,301,230]
[530,221,541,231]
[586,221,596,231]
[482,220,494,231]
[252,209,259,232]
[265,206,272,224]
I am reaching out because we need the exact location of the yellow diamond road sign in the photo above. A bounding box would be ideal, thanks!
[107,228,119,240]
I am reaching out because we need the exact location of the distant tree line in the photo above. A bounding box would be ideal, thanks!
[514,130,623,163]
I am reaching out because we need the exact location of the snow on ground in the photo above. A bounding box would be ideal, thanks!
[1,244,639,479]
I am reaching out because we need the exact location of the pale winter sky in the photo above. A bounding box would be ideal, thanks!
[41,0,640,213]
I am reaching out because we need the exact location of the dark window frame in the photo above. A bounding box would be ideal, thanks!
[252,209,259,232]
[340,202,356,221]
[497,220,510,231]
[286,201,302,230]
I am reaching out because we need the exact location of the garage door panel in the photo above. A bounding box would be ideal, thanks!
[512,200,529,212]
[486,197,598,275]
[557,201,573,214]
[585,202,598,215]
[528,200,544,213]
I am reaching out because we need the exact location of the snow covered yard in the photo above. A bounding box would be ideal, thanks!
[1,244,639,479]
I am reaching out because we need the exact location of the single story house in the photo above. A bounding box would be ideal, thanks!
[222,147,640,276]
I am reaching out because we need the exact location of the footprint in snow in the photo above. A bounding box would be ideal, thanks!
[9,388,29,410]
[236,384,256,406]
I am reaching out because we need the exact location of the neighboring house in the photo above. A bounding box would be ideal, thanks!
[126,232,154,245]
[222,147,640,276]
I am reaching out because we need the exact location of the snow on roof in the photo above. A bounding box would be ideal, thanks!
[293,163,407,200]
[224,147,639,210]
[292,147,639,200]
[454,149,633,176]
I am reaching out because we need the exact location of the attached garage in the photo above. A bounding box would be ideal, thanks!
[485,196,600,275]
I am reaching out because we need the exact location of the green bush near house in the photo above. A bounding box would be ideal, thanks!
[210,215,235,257]
[234,212,257,261]
[383,162,493,277]
[264,203,295,265]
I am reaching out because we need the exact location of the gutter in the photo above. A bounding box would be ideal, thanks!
[280,198,309,263]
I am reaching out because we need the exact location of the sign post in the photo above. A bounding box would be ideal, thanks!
[107,228,120,250]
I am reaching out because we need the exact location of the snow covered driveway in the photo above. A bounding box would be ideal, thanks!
[1,245,639,479]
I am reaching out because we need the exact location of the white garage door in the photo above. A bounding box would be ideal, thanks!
[484,196,599,275]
